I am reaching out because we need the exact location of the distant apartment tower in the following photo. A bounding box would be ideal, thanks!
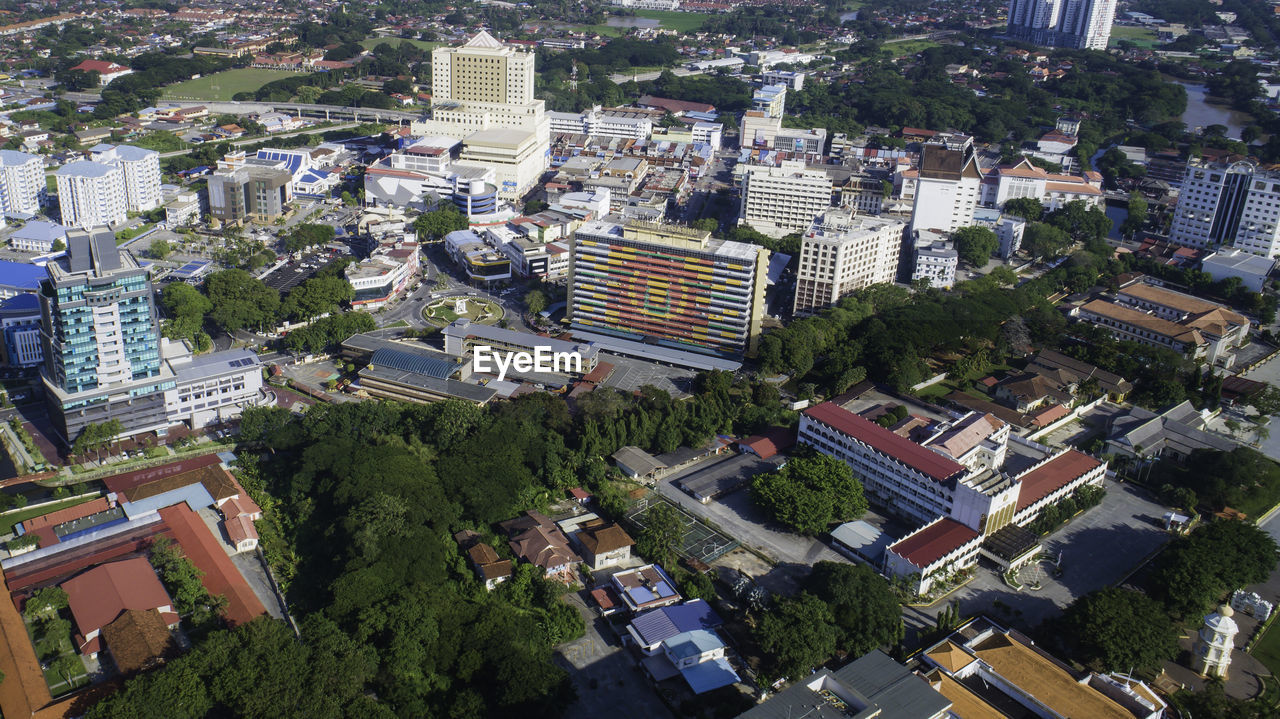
[567,220,770,356]
[1169,160,1280,258]
[739,160,833,238]
[793,211,906,315]
[208,162,294,223]
[751,84,787,118]
[55,161,126,229]
[89,144,162,212]
[910,142,982,234]
[0,150,45,215]
[1007,0,1116,49]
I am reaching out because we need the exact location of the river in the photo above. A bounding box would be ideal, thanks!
[1175,80,1253,139]
[605,17,660,28]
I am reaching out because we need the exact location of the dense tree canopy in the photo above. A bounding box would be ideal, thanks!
[205,270,281,333]
[1148,520,1278,619]
[1057,587,1179,673]
[804,562,902,657]
[952,226,999,267]
[752,454,867,535]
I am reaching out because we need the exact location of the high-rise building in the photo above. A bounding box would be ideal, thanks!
[909,142,982,234]
[738,160,833,238]
[207,160,294,223]
[89,144,162,212]
[1169,160,1280,258]
[40,229,267,442]
[55,160,127,229]
[0,150,45,215]
[567,220,770,357]
[751,84,787,118]
[793,211,906,315]
[1007,0,1116,50]
[415,32,551,199]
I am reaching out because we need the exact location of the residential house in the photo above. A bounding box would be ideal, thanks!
[662,629,741,694]
[626,599,723,654]
[576,521,634,571]
[611,564,681,613]
[501,511,581,581]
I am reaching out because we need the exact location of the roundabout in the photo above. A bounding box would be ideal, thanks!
[422,296,504,327]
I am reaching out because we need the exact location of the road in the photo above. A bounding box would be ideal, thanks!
[156,122,361,158]
[61,92,423,123]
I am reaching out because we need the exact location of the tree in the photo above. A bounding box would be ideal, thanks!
[952,226,999,267]
[755,593,838,680]
[413,206,469,241]
[805,562,902,656]
[1149,520,1278,618]
[522,199,548,215]
[205,270,280,332]
[690,218,718,233]
[524,289,548,316]
[1003,197,1044,221]
[149,238,172,260]
[752,454,867,535]
[1022,222,1072,259]
[636,502,683,568]
[1046,200,1112,244]
[282,224,335,254]
[23,586,68,619]
[1058,587,1179,673]
[51,238,66,252]
[1121,192,1148,237]
[281,276,354,321]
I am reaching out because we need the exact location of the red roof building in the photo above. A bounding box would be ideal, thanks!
[803,402,966,483]
[887,518,980,570]
[61,557,178,656]
[737,427,796,459]
[636,95,715,115]
[157,504,266,627]
[1014,450,1103,513]
[68,59,132,85]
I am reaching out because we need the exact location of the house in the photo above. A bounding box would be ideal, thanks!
[611,564,681,613]
[993,373,1071,412]
[577,522,634,571]
[501,511,581,581]
[736,427,795,459]
[1026,349,1133,401]
[1107,400,1238,459]
[69,59,134,85]
[662,629,740,694]
[219,494,261,553]
[611,445,665,480]
[60,557,179,657]
[738,650,953,719]
[467,543,514,590]
[626,599,723,654]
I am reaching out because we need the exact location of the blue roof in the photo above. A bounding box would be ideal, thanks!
[0,294,40,312]
[663,629,723,660]
[0,261,47,290]
[370,347,459,379]
[172,259,212,278]
[256,149,305,175]
[630,599,723,647]
[680,658,739,694]
[298,169,330,182]
[121,483,215,519]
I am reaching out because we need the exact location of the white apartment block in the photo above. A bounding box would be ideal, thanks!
[800,399,1106,595]
[793,210,906,315]
[738,160,833,238]
[912,231,958,289]
[761,70,805,90]
[909,144,982,234]
[610,0,679,9]
[432,30,534,105]
[1007,0,1116,50]
[89,144,162,213]
[163,345,267,430]
[752,85,787,118]
[55,160,126,229]
[549,106,652,141]
[0,150,45,215]
[1169,160,1280,258]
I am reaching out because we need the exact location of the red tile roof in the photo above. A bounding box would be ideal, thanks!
[1015,450,1101,511]
[738,426,796,459]
[19,497,110,542]
[804,402,966,482]
[157,504,266,627]
[101,454,222,496]
[70,59,129,74]
[889,518,979,569]
[61,557,177,654]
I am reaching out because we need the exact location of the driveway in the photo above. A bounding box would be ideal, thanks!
[556,591,673,719]
[919,478,1171,631]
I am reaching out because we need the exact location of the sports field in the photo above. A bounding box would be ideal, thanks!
[632,9,710,33]
[161,68,300,101]
[1109,25,1161,48]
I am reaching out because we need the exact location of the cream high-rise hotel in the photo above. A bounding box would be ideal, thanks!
[413,31,550,201]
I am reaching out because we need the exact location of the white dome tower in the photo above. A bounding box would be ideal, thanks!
[1193,604,1239,678]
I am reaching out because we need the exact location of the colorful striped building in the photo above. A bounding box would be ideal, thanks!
[566,220,769,357]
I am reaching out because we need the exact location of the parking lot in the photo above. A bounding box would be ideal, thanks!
[262,256,345,293]
[600,353,697,397]
[920,478,1171,630]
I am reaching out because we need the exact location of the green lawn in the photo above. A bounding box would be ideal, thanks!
[571,24,626,38]
[632,9,710,33]
[1109,25,1161,48]
[1252,619,1280,675]
[885,39,941,57]
[161,68,301,101]
[360,36,441,51]
[0,494,100,535]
